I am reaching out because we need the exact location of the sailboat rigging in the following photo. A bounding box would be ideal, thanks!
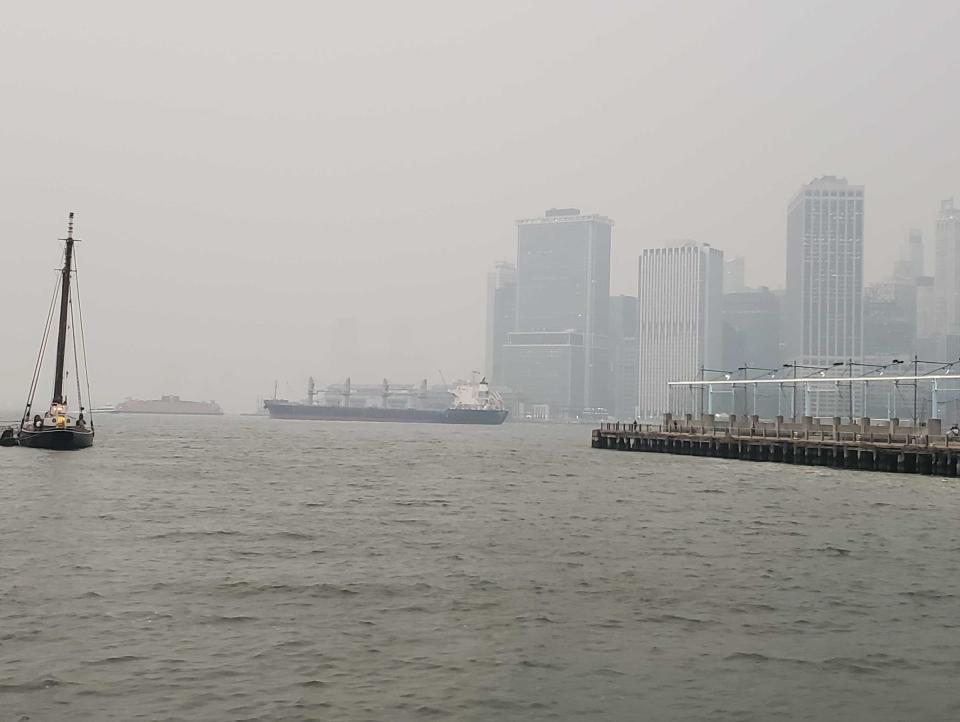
[2,213,95,450]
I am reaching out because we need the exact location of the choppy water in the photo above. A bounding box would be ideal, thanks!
[2,415,960,721]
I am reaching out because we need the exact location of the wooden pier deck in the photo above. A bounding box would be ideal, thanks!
[592,415,960,476]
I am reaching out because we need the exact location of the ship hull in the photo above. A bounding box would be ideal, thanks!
[441,408,510,425]
[16,427,94,450]
[264,401,507,425]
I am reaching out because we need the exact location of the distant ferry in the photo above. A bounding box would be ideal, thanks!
[265,377,508,425]
[115,395,223,416]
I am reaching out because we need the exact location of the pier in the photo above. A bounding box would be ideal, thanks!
[592,414,960,476]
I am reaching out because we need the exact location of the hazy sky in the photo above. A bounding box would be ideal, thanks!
[2,0,958,412]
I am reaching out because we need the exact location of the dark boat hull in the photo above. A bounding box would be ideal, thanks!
[17,428,94,450]
[264,401,508,425]
[441,408,510,425]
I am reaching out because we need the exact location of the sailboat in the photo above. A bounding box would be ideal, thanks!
[15,213,95,450]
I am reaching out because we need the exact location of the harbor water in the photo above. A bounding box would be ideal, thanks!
[1,415,959,720]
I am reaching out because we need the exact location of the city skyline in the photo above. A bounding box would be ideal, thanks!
[485,186,958,422]
[5,6,960,720]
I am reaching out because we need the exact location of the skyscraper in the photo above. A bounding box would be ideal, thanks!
[637,242,723,420]
[916,275,936,356]
[500,330,586,418]
[502,208,613,417]
[785,177,864,413]
[934,198,960,335]
[484,261,517,384]
[863,281,915,357]
[724,256,746,293]
[904,228,924,279]
[721,288,782,418]
[609,295,639,420]
[721,287,781,372]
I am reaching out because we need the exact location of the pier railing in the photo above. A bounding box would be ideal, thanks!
[594,415,960,475]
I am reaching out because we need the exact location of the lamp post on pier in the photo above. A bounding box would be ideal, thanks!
[910,356,960,424]
[839,360,896,422]
[699,366,732,416]
[858,360,904,420]
[781,362,843,420]
[737,365,780,418]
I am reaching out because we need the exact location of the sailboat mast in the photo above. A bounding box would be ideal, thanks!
[52,213,75,405]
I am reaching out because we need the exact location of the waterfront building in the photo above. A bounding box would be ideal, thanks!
[502,208,613,418]
[501,331,585,417]
[484,261,517,384]
[609,295,639,420]
[637,242,723,420]
[785,176,864,415]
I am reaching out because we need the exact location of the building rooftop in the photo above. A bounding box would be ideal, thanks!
[516,209,614,226]
[640,240,715,252]
[788,175,864,208]
[807,175,862,188]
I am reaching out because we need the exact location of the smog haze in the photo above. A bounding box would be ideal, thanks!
[2,0,958,411]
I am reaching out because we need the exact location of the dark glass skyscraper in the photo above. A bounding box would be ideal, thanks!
[503,208,613,416]
[722,288,781,372]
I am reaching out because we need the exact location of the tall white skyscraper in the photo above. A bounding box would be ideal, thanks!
[637,242,723,421]
[786,176,864,415]
[934,198,960,334]
[786,176,864,359]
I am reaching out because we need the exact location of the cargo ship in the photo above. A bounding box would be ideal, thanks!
[114,395,223,415]
[264,377,508,425]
